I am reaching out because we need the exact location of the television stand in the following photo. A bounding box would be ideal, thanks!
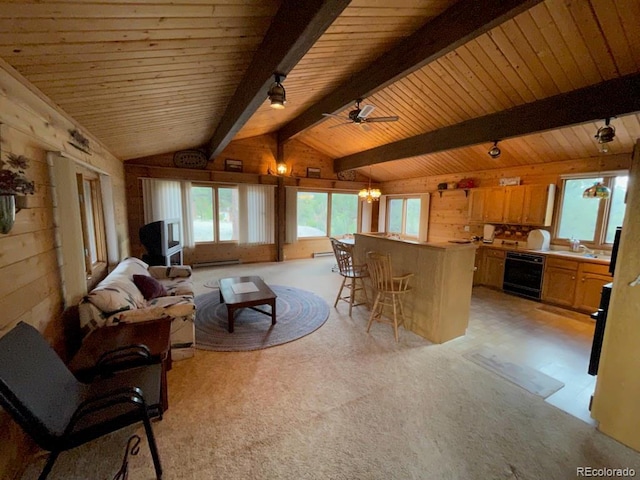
[143,244,183,266]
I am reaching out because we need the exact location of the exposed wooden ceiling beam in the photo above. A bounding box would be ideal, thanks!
[334,73,640,172]
[278,0,542,143]
[207,0,350,160]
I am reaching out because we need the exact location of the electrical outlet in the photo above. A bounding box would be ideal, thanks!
[463,225,470,232]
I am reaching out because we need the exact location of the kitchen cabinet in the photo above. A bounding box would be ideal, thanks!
[467,184,555,226]
[574,263,613,313]
[468,189,485,223]
[542,257,612,312]
[482,248,505,289]
[504,186,526,224]
[522,184,555,226]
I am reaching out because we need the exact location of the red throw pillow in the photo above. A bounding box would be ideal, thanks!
[133,274,167,300]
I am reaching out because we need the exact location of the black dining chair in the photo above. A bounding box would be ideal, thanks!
[0,322,164,480]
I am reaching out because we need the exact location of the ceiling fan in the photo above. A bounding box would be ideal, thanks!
[322,98,399,131]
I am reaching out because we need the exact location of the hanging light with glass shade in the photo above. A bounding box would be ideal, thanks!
[582,181,611,199]
[359,166,381,203]
[267,73,286,109]
[582,155,611,199]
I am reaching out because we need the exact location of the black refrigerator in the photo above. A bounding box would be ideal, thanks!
[588,227,621,376]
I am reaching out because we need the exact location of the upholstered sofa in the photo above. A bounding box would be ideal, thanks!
[78,257,196,360]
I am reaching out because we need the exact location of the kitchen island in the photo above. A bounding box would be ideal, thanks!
[354,233,476,344]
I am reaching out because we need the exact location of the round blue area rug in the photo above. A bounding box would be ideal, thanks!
[194,285,330,352]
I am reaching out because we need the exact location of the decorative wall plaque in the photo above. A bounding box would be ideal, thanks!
[224,158,243,172]
[173,150,207,169]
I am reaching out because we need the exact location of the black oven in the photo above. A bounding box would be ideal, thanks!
[503,251,545,300]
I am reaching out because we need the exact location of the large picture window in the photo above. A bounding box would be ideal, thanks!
[192,185,239,243]
[555,173,628,248]
[297,191,359,238]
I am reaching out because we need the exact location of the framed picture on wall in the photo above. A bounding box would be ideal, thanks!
[224,158,243,172]
[307,167,321,178]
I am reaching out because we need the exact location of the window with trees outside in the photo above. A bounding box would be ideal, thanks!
[191,185,239,242]
[386,196,421,237]
[297,191,359,238]
[76,171,107,286]
[555,173,628,248]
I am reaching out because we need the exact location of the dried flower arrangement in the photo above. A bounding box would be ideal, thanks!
[0,153,35,195]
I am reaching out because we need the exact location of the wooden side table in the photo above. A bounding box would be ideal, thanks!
[68,318,172,413]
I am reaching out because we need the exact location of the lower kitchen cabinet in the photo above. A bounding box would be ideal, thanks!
[482,248,505,289]
[542,257,612,313]
[542,264,578,308]
[574,263,613,313]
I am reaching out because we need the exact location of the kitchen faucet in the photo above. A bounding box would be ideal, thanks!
[579,244,596,256]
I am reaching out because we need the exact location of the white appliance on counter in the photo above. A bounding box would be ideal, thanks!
[527,229,550,250]
[482,224,496,244]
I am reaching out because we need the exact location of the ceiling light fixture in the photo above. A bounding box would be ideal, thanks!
[594,117,616,153]
[582,157,611,199]
[488,140,501,159]
[358,167,381,203]
[268,73,286,109]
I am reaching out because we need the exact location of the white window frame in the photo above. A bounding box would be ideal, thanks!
[191,183,239,244]
[296,189,361,239]
[384,195,422,239]
[553,171,628,249]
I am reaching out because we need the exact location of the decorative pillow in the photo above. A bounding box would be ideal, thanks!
[133,274,167,300]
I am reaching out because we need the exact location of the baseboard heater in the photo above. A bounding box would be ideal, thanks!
[313,251,334,258]
[192,259,241,268]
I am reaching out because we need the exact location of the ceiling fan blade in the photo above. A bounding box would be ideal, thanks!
[322,113,347,119]
[328,122,352,129]
[365,116,399,123]
[357,104,375,119]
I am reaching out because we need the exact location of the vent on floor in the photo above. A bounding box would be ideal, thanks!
[192,259,241,268]
[313,251,334,258]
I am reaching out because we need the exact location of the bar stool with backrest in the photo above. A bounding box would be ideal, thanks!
[330,238,370,316]
[366,251,414,342]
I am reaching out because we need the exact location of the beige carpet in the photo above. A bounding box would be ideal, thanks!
[20,258,640,479]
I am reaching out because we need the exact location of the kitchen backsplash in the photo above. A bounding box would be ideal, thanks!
[492,224,551,241]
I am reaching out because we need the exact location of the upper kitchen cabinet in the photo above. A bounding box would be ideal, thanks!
[468,184,555,226]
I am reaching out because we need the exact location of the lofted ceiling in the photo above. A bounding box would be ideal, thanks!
[0,0,639,182]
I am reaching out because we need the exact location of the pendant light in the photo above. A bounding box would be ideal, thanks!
[268,73,286,109]
[582,157,611,199]
[358,166,381,203]
[488,140,501,159]
[594,117,615,153]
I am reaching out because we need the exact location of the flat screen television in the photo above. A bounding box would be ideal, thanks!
[139,219,181,256]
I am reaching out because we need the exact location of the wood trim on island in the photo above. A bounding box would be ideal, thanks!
[354,233,476,344]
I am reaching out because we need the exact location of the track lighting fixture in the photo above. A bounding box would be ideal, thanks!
[594,117,615,153]
[268,73,286,109]
[488,141,501,159]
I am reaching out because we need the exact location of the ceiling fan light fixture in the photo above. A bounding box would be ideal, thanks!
[268,73,286,109]
[488,140,501,159]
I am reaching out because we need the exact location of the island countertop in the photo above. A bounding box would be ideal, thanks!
[354,233,476,344]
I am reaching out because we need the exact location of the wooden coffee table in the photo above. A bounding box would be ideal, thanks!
[218,276,277,333]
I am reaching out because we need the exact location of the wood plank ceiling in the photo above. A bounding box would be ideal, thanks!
[0,0,639,181]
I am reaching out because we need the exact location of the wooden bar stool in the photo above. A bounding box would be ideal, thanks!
[330,238,370,316]
[366,251,413,342]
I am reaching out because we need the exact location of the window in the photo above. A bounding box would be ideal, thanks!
[192,185,239,243]
[76,171,107,283]
[386,196,421,238]
[297,191,359,238]
[555,173,628,248]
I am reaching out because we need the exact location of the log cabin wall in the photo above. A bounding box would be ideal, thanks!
[125,134,371,264]
[380,154,631,243]
[0,62,127,479]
